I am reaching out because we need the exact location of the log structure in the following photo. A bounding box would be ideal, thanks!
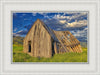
[23,19,82,58]
[53,31,82,53]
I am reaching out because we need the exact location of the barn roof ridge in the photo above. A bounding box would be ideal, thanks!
[24,19,59,42]
[37,19,59,42]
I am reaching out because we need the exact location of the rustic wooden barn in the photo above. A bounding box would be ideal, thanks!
[23,19,82,58]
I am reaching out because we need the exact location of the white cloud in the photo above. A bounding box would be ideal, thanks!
[53,12,87,23]
[42,12,88,29]
[13,33,20,36]
[32,13,37,16]
[14,28,17,31]
[71,27,88,38]
[17,30,23,33]
[24,18,32,20]
[69,12,87,20]
[54,14,68,19]
[66,20,87,27]
[59,20,66,24]
[32,12,47,16]
[56,28,61,30]
[84,27,88,31]
[20,14,27,17]
[74,30,85,37]
[38,12,48,16]
[13,30,28,36]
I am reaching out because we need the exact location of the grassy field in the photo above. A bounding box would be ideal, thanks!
[13,44,87,62]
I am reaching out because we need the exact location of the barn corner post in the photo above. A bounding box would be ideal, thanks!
[54,42,57,54]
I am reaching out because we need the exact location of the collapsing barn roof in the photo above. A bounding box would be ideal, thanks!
[53,31,82,53]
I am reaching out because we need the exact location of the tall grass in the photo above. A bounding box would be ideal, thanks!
[13,44,87,62]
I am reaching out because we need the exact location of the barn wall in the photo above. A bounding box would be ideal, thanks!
[23,19,52,58]
[23,24,35,56]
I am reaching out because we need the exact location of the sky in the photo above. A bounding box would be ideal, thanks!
[13,12,88,42]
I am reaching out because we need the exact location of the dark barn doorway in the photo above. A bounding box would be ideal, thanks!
[28,41,31,52]
[52,41,55,56]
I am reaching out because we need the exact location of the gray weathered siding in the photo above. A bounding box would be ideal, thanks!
[23,19,52,58]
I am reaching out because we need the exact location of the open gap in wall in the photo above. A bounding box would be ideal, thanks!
[28,41,31,52]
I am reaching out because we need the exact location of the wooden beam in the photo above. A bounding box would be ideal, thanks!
[54,42,58,54]
[53,31,68,52]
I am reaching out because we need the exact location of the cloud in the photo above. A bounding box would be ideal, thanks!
[69,13,87,22]
[72,27,87,36]
[42,18,66,30]
[74,30,86,37]
[14,28,17,31]
[42,12,88,30]
[54,12,87,22]
[13,33,20,36]
[19,13,27,18]
[17,30,28,35]
[66,20,87,27]
[24,24,33,30]
[56,28,61,30]
[71,27,88,42]
[84,27,88,31]
[13,30,28,36]
[37,12,48,16]
[59,20,66,24]
[54,14,66,19]
[32,13,37,16]
[42,17,87,31]
[24,18,32,21]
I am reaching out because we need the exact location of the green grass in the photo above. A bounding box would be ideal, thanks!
[13,44,87,62]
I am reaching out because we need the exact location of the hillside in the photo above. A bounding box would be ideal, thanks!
[13,36,24,45]
[80,42,87,48]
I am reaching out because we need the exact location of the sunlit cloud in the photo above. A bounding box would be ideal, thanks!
[59,20,66,24]
[66,20,87,27]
